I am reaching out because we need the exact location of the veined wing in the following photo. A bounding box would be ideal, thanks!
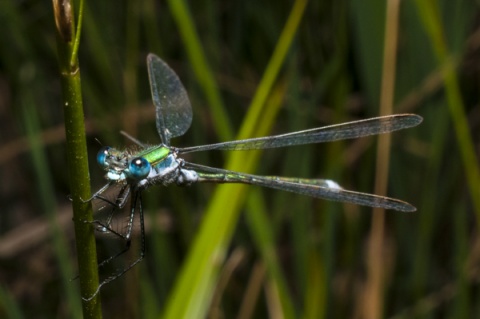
[147,53,193,146]
[177,114,422,154]
[185,162,416,212]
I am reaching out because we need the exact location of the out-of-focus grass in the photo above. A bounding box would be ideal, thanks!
[162,1,306,318]
[23,101,82,318]
[0,285,23,319]
[1,0,479,318]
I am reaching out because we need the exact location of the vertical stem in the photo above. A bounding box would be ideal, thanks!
[52,0,102,317]
[364,0,400,318]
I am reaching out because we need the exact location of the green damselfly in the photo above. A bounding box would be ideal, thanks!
[86,53,422,300]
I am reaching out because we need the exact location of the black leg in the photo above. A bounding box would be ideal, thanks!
[80,185,131,235]
[102,185,131,230]
[82,182,113,203]
[82,189,146,301]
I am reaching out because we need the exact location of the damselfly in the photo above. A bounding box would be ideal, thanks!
[86,53,422,300]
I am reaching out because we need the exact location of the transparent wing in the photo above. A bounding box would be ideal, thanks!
[177,114,422,153]
[147,53,193,146]
[185,162,416,212]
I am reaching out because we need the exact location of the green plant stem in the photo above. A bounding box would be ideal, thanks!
[70,0,84,68]
[52,0,102,317]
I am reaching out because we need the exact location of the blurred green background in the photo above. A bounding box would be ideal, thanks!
[1,0,479,318]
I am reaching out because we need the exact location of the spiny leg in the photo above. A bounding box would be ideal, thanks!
[72,185,132,283]
[92,187,138,270]
[90,183,130,209]
[67,181,113,204]
[83,190,146,301]
[71,183,133,282]
[73,182,123,228]
[90,185,131,233]
[80,182,113,203]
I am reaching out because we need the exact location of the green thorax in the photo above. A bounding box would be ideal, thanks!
[135,145,171,166]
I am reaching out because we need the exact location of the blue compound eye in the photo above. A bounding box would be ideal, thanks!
[97,146,111,169]
[128,157,151,179]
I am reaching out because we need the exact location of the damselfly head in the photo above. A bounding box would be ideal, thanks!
[97,146,129,171]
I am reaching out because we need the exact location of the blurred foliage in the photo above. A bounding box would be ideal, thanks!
[0,0,479,318]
